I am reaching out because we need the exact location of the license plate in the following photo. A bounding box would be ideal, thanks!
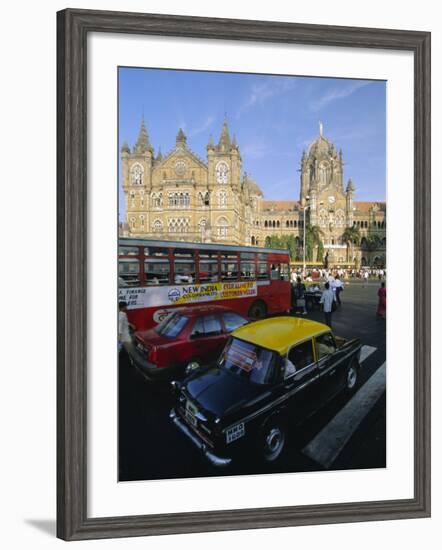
[185,401,198,427]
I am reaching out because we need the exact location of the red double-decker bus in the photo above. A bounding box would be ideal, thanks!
[118,238,291,331]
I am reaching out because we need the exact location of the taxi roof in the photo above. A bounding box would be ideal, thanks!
[233,316,330,355]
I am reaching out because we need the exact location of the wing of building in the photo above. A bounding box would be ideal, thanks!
[120,118,386,268]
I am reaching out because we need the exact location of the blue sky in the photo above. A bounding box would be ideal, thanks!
[119,67,386,220]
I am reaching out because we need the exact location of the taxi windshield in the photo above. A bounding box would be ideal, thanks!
[219,337,278,385]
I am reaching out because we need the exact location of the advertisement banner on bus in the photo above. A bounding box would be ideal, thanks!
[118,281,257,310]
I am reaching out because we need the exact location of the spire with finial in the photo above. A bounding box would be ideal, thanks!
[121,141,130,154]
[217,113,231,151]
[346,177,355,193]
[319,120,324,137]
[134,115,152,154]
[176,128,187,147]
[232,134,237,148]
[156,147,163,162]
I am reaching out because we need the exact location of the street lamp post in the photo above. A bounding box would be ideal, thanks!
[302,196,310,276]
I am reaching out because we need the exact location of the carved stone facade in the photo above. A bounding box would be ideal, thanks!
[121,118,386,267]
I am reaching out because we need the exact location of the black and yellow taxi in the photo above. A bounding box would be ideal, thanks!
[170,317,362,467]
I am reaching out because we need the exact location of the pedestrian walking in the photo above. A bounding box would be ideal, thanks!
[320,282,336,327]
[363,270,369,286]
[119,301,135,356]
[334,274,344,306]
[376,282,386,319]
[293,276,307,315]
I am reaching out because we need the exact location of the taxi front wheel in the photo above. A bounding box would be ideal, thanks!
[260,419,286,463]
[346,359,360,393]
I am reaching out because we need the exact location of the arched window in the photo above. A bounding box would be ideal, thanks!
[140,215,145,228]
[131,164,143,185]
[335,209,345,226]
[251,236,256,245]
[217,217,229,238]
[152,219,163,232]
[294,220,298,228]
[277,221,280,228]
[264,221,268,228]
[318,208,327,227]
[218,191,227,208]
[286,220,289,228]
[272,220,276,228]
[130,217,136,230]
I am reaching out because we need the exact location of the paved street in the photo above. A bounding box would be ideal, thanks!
[119,280,386,481]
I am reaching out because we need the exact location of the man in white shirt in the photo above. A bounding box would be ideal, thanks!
[118,301,134,355]
[319,282,336,327]
[333,275,344,306]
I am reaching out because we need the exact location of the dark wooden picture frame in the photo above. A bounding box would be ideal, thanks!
[57,8,431,541]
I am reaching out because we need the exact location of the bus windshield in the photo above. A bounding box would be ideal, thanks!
[218,337,279,385]
[155,313,188,338]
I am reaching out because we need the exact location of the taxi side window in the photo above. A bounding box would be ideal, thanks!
[315,332,337,360]
[285,339,314,377]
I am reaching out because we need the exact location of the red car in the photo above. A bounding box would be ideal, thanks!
[127,305,249,381]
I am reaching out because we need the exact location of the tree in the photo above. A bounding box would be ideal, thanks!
[317,240,324,263]
[342,226,361,263]
[304,224,324,262]
[365,234,382,251]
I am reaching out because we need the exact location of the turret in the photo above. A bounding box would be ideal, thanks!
[346,178,355,226]
[175,128,187,149]
[217,114,231,152]
[133,116,153,155]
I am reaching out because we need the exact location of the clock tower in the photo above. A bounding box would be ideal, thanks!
[300,123,353,262]
[207,115,241,191]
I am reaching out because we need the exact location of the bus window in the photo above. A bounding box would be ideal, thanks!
[221,262,239,281]
[240,252,255,260]
[199,261,219,283]
[221,252,238,260]
[199,250,218,259]
[145,247,169,257]
[270,263,290,281]
[119,246,139,256]
[257,262,269,280]
[144,259,170,285]
[174,260,195,284]
[240,262,256,280]
[119,259,140,286]
[257,253,268,262]
[174,249,194,258]
[280,263,290,281]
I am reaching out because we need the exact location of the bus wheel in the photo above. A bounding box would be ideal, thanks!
[248,300,267,320]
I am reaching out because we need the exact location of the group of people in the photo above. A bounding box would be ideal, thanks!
[290,270,386,328]
[290,266,386,283]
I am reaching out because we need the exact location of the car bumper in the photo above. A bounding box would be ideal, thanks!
[169,409,232,468]
[126,345,171,381]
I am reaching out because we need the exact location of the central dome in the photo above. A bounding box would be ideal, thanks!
[244,174,263,197]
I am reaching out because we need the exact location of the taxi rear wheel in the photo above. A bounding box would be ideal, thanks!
[260,419,286,463]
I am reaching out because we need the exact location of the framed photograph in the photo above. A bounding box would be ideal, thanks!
[57,8,431,541]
